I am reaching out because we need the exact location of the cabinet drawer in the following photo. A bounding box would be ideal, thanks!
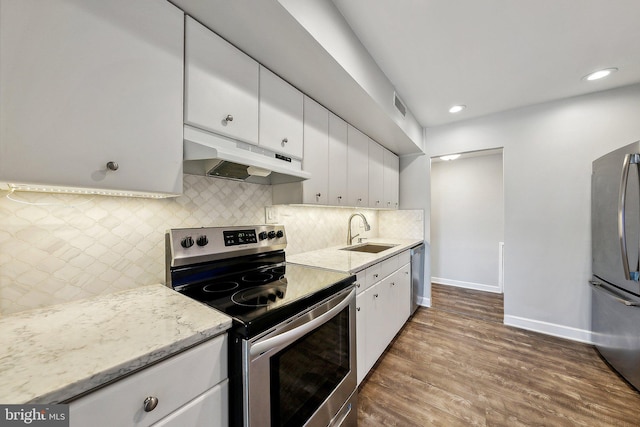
[398,250,411,266]
[70,334,227,427]
[354,271,366,295]
[151,380,228,427]
[364,264,381,289]
[379,255,399,279]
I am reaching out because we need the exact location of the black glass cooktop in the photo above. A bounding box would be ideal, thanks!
[176,256,355,338]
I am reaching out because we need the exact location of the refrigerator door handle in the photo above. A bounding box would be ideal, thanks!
[590,280,640,307]
[619,153,633,281]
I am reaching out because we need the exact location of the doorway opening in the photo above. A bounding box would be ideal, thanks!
[430,148,504,296]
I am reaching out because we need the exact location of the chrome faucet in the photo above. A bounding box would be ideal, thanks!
[347,213,371,245]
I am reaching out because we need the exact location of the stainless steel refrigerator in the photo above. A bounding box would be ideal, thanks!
[591,140,640,391]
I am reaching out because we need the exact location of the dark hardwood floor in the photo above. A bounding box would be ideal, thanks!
[357,283,640,426]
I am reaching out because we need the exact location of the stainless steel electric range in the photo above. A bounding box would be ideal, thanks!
[166,225,357,427]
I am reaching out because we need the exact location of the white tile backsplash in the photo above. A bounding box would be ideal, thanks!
[0,174,423,315]
[0,175,270,315]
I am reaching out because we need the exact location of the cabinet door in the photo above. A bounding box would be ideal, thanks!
[184,16,259,145]
[328,113,348,206]
[383,148,400,209]
[347,126,369,207]
[368,140,384,208]
[0,0,183,195]
[259,66,303,158]
[356,291,368,385]
[301,97,329,204]
[366,281,389,370]
[397,263,412,326]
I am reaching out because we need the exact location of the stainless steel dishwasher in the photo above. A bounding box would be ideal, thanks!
[410,243,425,314]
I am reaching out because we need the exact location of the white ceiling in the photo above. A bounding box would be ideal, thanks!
[331,0,640,127]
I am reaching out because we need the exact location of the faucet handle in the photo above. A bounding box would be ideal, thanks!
[357,237,368,244]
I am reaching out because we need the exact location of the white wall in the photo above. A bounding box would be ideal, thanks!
[401,83,640,342]
[431,153,504,292]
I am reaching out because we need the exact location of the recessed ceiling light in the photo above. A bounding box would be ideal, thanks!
[583,68,618,81]
[439,154,461,161]
[449,105,466,113]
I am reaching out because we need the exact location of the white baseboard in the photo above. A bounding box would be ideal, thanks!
[504,315,593,344]
[431,277,502,294]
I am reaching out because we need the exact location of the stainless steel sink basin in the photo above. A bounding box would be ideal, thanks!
[340,243,397,254]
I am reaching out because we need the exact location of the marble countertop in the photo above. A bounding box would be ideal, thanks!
[0,284,231,404]
[287,238,423,273]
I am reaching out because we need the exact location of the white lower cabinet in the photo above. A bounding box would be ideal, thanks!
[355,252,411,385]
[69,334,228,427]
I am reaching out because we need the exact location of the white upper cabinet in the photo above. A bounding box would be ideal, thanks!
[184,16,259,145]
[300,97,329,204]
[368,140,384,208]
[328,113,348,206]
[347,126,369,207]
[259,66,304,159]
[0,0,184,195]
[383,148,400,208]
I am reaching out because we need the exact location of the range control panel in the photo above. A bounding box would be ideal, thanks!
[167,225,287,268]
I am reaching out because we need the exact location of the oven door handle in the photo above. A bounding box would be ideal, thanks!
[250,288,354,357]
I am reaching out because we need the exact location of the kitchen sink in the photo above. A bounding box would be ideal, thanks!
[340,243,398,254]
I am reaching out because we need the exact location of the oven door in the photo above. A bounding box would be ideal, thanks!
[244,287,356,427]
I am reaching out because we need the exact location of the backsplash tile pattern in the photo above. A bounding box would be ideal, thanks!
[1,173,424,315]
[379,209,425,240]
[0,175,270,315]
[267,205,380,255]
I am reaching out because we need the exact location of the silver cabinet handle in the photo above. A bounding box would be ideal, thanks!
[106,161,118,171]
[590,280,640,307]
[143,396,158,412]
[225,114,233,122]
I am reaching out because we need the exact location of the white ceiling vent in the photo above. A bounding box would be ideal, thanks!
[393,92,406,117]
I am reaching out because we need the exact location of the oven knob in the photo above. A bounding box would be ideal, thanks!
[276,230,284,238]
[268,231,276,239]
[181,236,194,248]
[259,231,268,240]
[196,235,209,247]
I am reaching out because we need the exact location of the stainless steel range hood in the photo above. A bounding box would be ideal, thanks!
[183,125,310,185]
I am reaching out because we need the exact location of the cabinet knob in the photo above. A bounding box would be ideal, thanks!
[356,307,361,311]
[316,193,321,198]
[281,138,288,146]
[356,283,361,288]
[106,161,119,171]
[373,274,379,278]
[225,114,234,122]
[376,200,380,204]
[391,282,395,286]
[374,293,379,298]
[358,198,362,202]
[337,196,342,200]
[143,396,159,412]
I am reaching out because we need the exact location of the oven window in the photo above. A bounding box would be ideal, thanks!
[270,307,350,427]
